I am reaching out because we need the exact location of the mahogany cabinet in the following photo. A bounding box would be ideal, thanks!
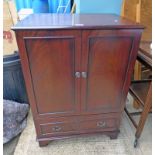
[12,14,143,146]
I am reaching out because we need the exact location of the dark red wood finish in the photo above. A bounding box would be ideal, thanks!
[81,30,139,113]
[24,31,81,116]
[13,14,143,147]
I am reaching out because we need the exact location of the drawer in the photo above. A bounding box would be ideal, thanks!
[79,116,119,131]
[40,121,78,135]
[38,113,120,136]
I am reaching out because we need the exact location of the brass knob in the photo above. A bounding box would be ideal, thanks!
[82,72,87,78]
[52,126,62,132]
[75,72,81,78]
[97,121,106,128]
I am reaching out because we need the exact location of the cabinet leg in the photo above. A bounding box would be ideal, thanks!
[134,138,138,148]
[135,84,152,142]
[106,130,120,140]
[39,140,50,147]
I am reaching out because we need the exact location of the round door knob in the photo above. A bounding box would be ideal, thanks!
[82,72,87,78]
[75,72,81,78]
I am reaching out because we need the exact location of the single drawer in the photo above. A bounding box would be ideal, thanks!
[40,121,78,135]
[79,117,119,131]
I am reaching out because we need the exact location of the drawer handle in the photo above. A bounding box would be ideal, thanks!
[52,126,62,132]
[97,121,106,128]
[75,72,81,78]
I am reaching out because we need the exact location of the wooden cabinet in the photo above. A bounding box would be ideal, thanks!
[13,14,143,147]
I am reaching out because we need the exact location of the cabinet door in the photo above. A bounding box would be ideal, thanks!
[81,30,141,114]
[17,30,81,117]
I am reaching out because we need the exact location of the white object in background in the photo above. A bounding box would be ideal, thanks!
[18,9,33,20]
[57,0,71,13]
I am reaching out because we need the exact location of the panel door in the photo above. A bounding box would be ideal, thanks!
[81,30,141,114]
[19,30,81,117]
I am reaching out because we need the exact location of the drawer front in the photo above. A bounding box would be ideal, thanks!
[79,114,120,131]
[38,113,120,136]
[79,117,118,131]
[40,121,78,135]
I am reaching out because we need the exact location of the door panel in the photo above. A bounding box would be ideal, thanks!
[24,31,81,116]
[81,30,135,113]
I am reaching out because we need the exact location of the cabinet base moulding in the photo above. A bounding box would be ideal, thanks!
[38,130,120,147]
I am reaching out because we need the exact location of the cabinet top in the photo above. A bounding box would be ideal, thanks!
[12,14,144,30]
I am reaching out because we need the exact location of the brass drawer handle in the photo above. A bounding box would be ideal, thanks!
[52,126,62,132]
[97,121,106,128]
[75,72,81,78]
